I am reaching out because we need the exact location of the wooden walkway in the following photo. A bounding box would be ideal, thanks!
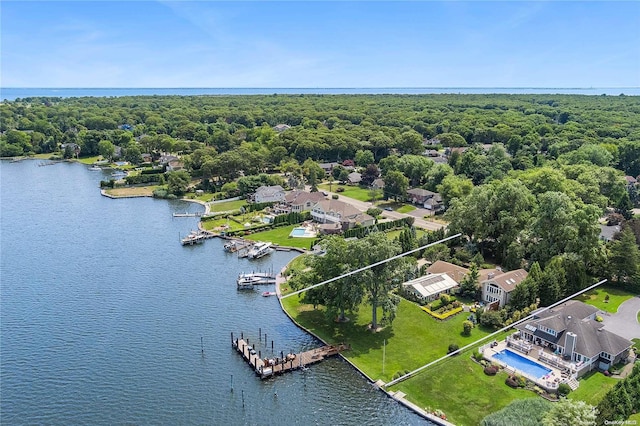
[232,336,349,379]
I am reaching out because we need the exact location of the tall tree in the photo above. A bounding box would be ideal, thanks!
[542,399,597,426]
[354,233,403,330]
[608,228,640,291]
[383,170,409,202]
[539,257,565,306]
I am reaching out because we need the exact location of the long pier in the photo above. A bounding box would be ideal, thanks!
[231,333,349,379]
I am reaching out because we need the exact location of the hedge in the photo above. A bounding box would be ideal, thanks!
[421,306,463,320]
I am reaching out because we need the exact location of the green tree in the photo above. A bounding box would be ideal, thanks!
[166,170,191,196]
[354,233,403,330]
[98,140,116,161]
[437,174,473,208]
[459,262,480,299]
[398,129,424,155]
[294,236,364,322]
[608,228,640,290]
[383,170,409,202]
[354,149,375,167]
[539,257,565,306]
[542,399,597,426]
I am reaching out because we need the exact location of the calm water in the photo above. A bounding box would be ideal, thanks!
[2,87,639,101]
[0,160,427,425]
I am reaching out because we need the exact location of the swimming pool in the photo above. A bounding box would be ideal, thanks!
[493,349,552,379]
[290,227,307,237]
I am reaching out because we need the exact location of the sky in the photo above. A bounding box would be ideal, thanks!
[1,1,639,88]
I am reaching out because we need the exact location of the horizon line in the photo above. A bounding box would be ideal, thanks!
[3,86,639,90]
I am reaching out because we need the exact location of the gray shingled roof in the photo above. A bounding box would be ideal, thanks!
[516,301,631,357]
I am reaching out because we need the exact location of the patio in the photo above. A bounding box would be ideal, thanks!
[481,337,571,392]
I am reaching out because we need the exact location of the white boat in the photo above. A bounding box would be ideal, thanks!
[89,165,102,171]
[262,291,277,297]
[246,242,273,259]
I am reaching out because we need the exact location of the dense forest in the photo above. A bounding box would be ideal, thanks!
[2,94,639,299]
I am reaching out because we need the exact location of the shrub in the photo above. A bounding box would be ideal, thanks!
[557,383,571,396]
[484,366,498,376]
[336,187,345,192]
[595,315,603,322]
[472,351,484,361]
[332,194,339,199]
[505,376,519,388]
[448,344,459,355]
[463,320,474,336]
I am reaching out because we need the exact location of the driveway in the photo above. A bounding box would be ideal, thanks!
[600,296,640,341]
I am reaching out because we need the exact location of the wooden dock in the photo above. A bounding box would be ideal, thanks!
[173,212,203,217]
[180,230,215,245]
[232,334,349,379]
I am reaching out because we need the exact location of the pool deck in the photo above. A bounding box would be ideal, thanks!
[483,340,563,391]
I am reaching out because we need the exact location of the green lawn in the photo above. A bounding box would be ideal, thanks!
[246,225,314,249]
[632,338,640,352]
[319,184,374,202]
[77,155,102,164]
[200,218,246,232]
[281,296,492,382]
[568,370,619,406]
[397,204,417,214]
[575,286,636,313]
[391,353,533,426]
[209,199,247,212]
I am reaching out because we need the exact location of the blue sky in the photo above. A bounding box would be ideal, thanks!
[1,1,639,88]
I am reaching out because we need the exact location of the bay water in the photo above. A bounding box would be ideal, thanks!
[0,160,427,425]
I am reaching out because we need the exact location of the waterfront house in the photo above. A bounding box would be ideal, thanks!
[402,273,459,302]
[253,185,286,203]
[311,199,374,231]
[481,269,528,308]
[281,190,326,213]
[514,300,632,377]
[425,260,469,284]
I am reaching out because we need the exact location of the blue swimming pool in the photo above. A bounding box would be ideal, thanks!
[290,227,307,237]
[493,349,552,379]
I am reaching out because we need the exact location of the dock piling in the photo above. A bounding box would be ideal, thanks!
[201,336,204,354]
[230,374,233,393]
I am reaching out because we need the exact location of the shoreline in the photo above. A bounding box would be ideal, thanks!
[275,256,453,426]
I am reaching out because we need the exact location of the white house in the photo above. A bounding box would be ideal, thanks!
[481,269,528,308]
[311,199,374,230]
[253,185,285,203]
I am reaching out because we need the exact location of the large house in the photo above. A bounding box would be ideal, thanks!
[402,273,459,302]
[311,199,374,231]
[407,188,437,205]
[514,301,632,377]
[253,185,286,203]
[282,190,326,213]
[425,260,469,284]
[481,269,528,308]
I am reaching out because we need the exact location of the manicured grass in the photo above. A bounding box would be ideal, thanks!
[193,192,216,202]
[318,184,373,202]
[574,286,636,313]
[632,338,640,352]
[568,370,619,406]
[246,225,314,249]
[104,185,160,197]
[78,155,102,164]
[200,218,245,232]
[397,204,417,214]
[209,199,247,212]
[391,353,533,426]
[385,228,427,241]
[629,412,640,422]
[281,296,492,382]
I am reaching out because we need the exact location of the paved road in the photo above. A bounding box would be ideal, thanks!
[313,187,445,231]
[601,296,640,341]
